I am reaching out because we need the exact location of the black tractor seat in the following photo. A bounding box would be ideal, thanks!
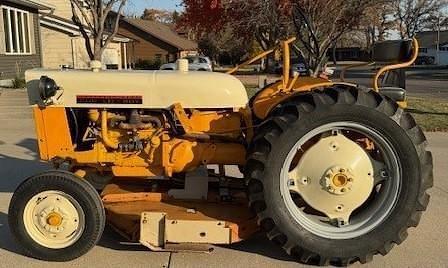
[373,40,412,102]
[379,86,406,102]
[340,39,416,103]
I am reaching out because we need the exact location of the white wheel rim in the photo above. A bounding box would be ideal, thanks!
[280,122,401,239]
[23,190,85,249]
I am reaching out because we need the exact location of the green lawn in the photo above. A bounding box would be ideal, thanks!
[407,97,448,132]
[246,86,259,99]
[245,86,447,132]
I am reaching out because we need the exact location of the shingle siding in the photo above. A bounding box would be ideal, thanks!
[0,1,41,80]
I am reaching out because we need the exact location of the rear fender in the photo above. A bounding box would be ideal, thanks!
[251,77,356,120]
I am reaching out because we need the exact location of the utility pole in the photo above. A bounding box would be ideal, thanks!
[436,14,441,65]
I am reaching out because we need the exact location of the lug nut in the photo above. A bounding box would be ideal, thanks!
[301,177,310,185]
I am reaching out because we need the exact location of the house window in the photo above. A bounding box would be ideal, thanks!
[2,6,32,55]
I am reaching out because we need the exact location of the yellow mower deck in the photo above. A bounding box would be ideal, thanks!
[101,179,258,252]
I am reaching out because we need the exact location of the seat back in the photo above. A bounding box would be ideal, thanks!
[382,69,406,89]
[373,40,413,62]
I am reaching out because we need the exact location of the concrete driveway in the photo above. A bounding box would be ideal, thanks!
[0,89,447,268]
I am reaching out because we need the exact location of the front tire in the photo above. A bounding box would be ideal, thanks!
[9,170,105,261]
[246,86,433,266]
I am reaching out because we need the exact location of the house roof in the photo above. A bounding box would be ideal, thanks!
[416,30,448,48]
[6,0,54,10]
[123,18,198,51]
[40,14,132,42]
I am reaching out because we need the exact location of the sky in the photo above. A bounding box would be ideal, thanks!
[125,0,183,16]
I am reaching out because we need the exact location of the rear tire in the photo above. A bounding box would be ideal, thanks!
[246,86,433,266]
[9,170,105,261]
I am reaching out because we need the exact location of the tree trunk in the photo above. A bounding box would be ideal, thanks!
[93,37,103,61]
[264,53,275,73]
[332,45,337,65]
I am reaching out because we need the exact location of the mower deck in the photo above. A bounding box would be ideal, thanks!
[101,180,258,251]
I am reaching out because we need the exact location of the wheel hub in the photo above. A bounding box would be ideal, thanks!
[23,191,85,249]
[323,167,354,195]
[46,212,63,227]
[288,134,375,225]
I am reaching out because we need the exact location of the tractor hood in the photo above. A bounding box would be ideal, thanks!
[25,69,249,109]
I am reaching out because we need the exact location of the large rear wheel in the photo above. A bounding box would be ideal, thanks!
[9,170,105,261]
[246,87,433,266]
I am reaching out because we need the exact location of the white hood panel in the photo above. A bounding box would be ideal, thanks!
[25,69,249,109]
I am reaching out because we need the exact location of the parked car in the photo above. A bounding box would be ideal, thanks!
[275,62,309,76]
[160,56,213,71]
[415,56,435,65]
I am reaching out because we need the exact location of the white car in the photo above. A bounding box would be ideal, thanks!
[160,56,213,71]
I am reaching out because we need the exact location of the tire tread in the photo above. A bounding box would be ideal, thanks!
[245,86,433,266]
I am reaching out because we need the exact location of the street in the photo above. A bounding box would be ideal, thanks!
[344,69,448,99]
[0,88,448,268]
[237,68,448,100]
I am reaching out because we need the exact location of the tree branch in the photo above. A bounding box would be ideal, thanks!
[102,0,127,52]
[71,2,94,60]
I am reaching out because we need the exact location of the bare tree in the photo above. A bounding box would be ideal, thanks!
[70,0,127,61]
[181,0,293,71]
[141,8,176,24]
[443,17,448,30]
[358,1,396,50]
[227,0,292,51]
[425,12,448,31]
[225,0,293,70]
[394,0,447,38]
[181,0,388,74]
[292,0,382,76]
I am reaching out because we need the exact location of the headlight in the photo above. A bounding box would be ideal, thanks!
[39,76,59,100]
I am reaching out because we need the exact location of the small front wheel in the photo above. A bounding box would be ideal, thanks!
[9,170,105,261]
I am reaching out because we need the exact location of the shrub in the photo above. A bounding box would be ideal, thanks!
[12,76,26,88]
[134,59,162,70]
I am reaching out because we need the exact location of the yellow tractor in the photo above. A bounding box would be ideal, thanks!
[9,37,432,266]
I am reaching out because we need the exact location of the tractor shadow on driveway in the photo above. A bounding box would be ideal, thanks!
[97,227,296,262]
[0,211,23,256]
[97,226,151,252]
[0,213,296,264]
[221,232,296,262]
[0,139,49,193]
[0,154,48,193]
